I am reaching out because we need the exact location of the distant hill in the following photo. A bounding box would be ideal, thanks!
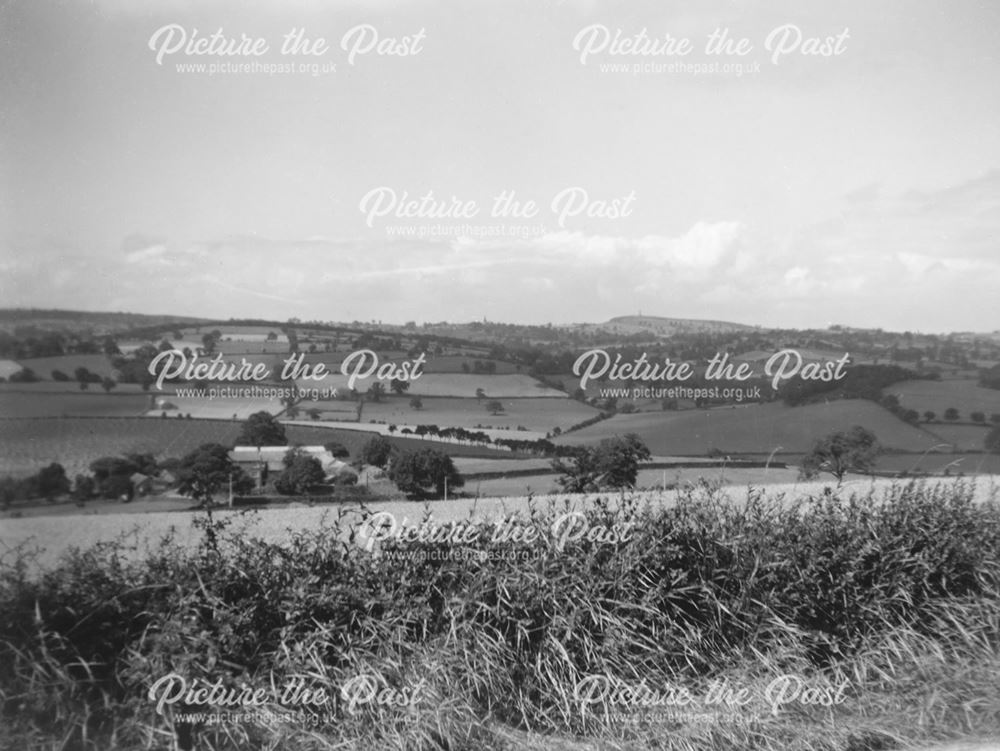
[602,315,756,336]
[0,309,205,335]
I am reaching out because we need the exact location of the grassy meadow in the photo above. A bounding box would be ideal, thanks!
[889,380,1000,419]
[556,400,942,456]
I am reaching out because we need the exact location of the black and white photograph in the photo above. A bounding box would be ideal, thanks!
[1,0,999,749]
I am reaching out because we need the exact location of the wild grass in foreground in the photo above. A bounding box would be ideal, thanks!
[0,480,998,750]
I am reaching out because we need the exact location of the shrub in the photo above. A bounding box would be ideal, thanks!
[0,481,998,750]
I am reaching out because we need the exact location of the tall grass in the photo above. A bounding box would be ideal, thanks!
[1,480,998,750]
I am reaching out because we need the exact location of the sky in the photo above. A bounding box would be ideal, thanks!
[1,0,999,332]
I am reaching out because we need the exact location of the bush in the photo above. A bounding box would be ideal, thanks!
[359,434,394,468]
[1,481,998,750]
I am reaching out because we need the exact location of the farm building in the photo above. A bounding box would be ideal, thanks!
[228,446,357,489]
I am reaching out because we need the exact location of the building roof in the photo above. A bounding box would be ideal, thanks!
[229,446,349,475]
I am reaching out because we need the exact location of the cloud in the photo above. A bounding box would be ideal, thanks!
[4,171,998,333]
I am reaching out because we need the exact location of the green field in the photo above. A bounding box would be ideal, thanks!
[354,396,599,434]
[144,395,286,420]
[12,354,117,380]
[301,372,567,398]
[555,399,941,455]
[0,417,515,479]
[888,379,1000,419]
[924,423,993,451]
[0,392,151,418]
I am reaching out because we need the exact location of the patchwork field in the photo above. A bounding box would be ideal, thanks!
[889,379,1000,418]
[555,399,941,455]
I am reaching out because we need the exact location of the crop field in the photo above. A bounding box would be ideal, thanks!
[142,395,285,420]
[555,399,941,455]
[0,417,516,479]
[14,354,116,380]
[118,339,203,355]
[877,451,1000,476]
[298,372,568,398]
[0,392,151,418]
[888,379,1000,418]
[179,325,287,340]
[924,423,992,451]
[357,396,599,433]
[419,356,521,374]
[215,340,290,355]
[0,418,244,478]
[0,381,150,395]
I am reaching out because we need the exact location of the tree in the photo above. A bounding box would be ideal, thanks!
[409,396,423,410]
[323,441,350,459]
[475,388,486,403]
[970,411,986,424]
[390,378,410,395]
[991,413,1000,425]
[125,452,159,476]
[275,450,326,495]
[901,409,920,425]
[34,463,70,501]
[72,474,96,502]
[388,449,464,498]
[486,399,504,416]
[367,382,385,403]
[90,456,139,497]
[237,411,287,447]
[51,369,69,381]
[986,425,1000,454]
[551,434,651,492]
[923,410,936,423]
[799,426,881,484]
[944,407,960,422]
[360,434,395,468]
[176,443,251,506]
[9,367,39,383]
[101,377,117,393]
